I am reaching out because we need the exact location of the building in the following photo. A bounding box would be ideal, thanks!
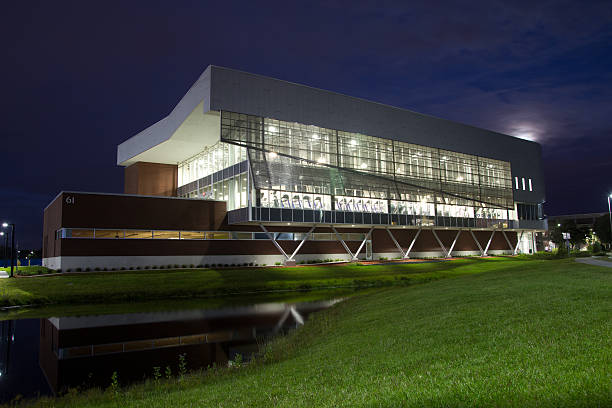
[544,212,608,251]
[43,66,547,270]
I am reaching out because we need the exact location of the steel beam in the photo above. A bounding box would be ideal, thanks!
[483,230,495,256]
[331,226,355,259]
[259,224,289,260]
[469,229,484,256]
[514,231,524,255]
[447,230,461,258]
[501,230,513,253]
[352,228,373,260]
[289,226,315,261]
[405,228,422,258]
[386,228,406,258]
[431,229,448,257]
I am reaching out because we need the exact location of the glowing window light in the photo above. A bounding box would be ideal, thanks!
[350,140,357,146]
[268,152,278,159]
[360,163,367,169]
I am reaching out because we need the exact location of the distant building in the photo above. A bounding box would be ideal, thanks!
[42,66,547,270]
[544,212,607,250]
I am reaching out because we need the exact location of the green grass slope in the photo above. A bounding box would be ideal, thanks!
[17,258,612,407]
[0,258,513,307]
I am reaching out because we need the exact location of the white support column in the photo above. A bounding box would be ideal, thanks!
[431,229,448,257]
[259,224,290,260]
[483,230,495,256]
[289,226,315,261]
[405,228,422,258]
[501,230,513,252]
[331,226,355,259]
[386,228,406,258]
[514,231,524,255]
[469,229,484,256]
[447,230,461,258]
[352,228,374,261]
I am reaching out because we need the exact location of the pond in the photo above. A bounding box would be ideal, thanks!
[0,295,345,403]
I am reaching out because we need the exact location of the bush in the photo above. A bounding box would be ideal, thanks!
[75,267,82,272]
[571,250,591,258]
[56,269,62,273]
[94,267,100,271]
[189,264,195,268]
[204,264,210,268]
[592,242,603,254]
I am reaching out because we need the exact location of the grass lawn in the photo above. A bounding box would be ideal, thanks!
[0,265,52,276]
[0,258,516,309]
[15,257,612,407]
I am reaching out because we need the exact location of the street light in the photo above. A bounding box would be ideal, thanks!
[0,232,5,268]
[608,194,612,250]
[1,223,15,278]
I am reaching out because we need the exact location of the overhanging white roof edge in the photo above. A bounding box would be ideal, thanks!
[116,66,213,166]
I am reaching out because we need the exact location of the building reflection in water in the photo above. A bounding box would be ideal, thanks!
[39,299,341,393]
[0,321,15,379]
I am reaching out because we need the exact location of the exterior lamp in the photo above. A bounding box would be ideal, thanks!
[1,222,15,278]
[0,232,5,269]
[608,194,612,248]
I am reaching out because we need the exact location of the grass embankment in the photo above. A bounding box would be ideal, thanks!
[17,257,612,407]
[0,258,508,308]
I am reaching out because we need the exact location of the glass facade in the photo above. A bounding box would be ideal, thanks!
[174,110,523,226]
[219,111,514,224]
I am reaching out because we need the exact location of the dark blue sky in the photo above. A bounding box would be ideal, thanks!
[2,0,611,248]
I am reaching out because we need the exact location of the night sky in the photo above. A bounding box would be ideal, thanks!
[2,1,611,248]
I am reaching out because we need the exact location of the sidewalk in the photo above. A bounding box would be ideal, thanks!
[575,257,612,268]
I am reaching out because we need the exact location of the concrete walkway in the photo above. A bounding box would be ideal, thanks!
[0,270,8,278]
[575,257,612,268]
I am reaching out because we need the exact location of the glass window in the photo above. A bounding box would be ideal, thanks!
[180,231,206,240]
[96,229,128,239]
[123,230,152,239]
[70,229,95,238]
[153,230,180,239]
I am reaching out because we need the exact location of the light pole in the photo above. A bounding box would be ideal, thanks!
[608,194,612,250]
[1,223,15,278]
[0,232,4,268]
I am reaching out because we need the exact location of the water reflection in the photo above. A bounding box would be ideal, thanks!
[1,298,341,402]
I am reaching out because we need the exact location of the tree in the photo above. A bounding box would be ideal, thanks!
[564,220,588,250]
[552,220,587,250]
[548,223,564,247]
[594,214,611,247]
